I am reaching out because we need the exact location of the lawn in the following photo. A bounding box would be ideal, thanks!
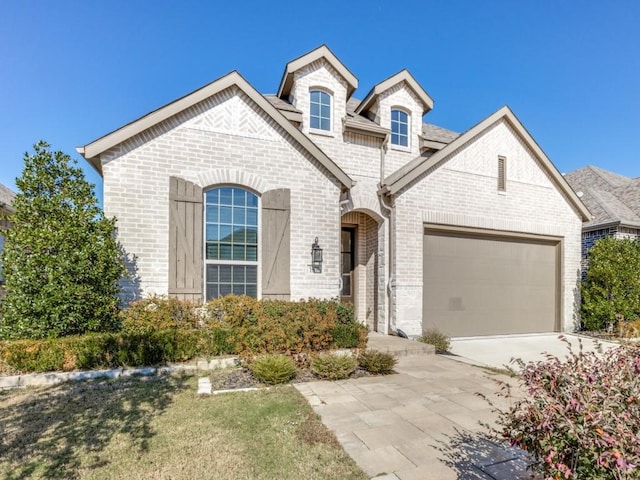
[0,374,367,480]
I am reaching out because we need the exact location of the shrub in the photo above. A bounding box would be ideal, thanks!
[619,318,640,338]
[418,329,451,353]
[357,349,397,374]
[483,337,640,479]
[0,329,235,373]
[120,296,201,333]
[311,353,356,380]
[249,354,296,385]
[0,142,126,339]
[581,237,640,331]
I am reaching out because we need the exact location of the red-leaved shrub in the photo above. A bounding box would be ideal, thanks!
[483,337,640,479]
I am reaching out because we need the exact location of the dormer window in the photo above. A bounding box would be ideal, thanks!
[310,90,331,131]
[391,109,409,147]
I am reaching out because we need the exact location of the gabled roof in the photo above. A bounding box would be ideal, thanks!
[277,45,358,100]
[355,69,434,116]
[380,105,591,221]
[77,71,354,189]
[0,183,15,212]
[565,166,640,229]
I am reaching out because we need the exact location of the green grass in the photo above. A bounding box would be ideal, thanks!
[0,375,367,480]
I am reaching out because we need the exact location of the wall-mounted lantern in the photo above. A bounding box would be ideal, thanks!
[311,237,323,273]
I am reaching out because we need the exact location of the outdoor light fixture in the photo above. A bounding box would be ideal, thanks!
[311,237,323,273]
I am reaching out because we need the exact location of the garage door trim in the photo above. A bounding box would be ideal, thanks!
[423,223,563,335]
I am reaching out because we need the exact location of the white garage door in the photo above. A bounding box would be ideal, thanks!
[423,228,560,337]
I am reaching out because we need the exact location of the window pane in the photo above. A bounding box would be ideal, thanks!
[246,227,257,243]
[206,205,218,223]
[246,245,258,261]
[219,265,232,282]
[219,244,232,260]
[320,105,330,119]
[233,189,246,206]
[321,118,330,130]
[219,188,233,205]
[310,90,320,102]
[206,224,219,241]
[206,284,218,301]
[220,284,232,296]
[246,266,257,283]
[310,102,319,117]
[207,264,218,283]
[205,189,219,204]
[245,285,257,298]
[247,193,258,207]
[246,209,258,226]
[206,242,219,260]
[232,266,245,283]
[220,206,232,224]
[391,133,399,144]
[400,136,408,146]
[233,207,245,224]
[219,225,232,242]
[233,284,245,296]
[310,116,319,129]
[233,244,245,260]
[233,227,246,243]
[399,122,408,135]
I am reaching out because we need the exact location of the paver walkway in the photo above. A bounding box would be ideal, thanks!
[295,340,530,479]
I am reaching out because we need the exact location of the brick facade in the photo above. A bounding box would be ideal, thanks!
[87,47,587,336]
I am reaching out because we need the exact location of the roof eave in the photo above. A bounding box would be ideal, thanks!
[78,71,354,189]
[355,70,434,115]
[382,106,592,222]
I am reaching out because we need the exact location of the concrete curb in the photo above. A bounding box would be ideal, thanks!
[0,356,240,390]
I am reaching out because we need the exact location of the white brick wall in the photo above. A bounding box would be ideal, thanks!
[392,118,583,335]
[102,87,343,301]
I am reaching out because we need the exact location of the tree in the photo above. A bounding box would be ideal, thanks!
[581,236,640,331]
[0,141,125,339]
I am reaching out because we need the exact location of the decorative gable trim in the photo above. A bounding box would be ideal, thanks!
[381,105,591,221]
[77,71,354,189]
[277,45,358,100]
[356,69,434,116]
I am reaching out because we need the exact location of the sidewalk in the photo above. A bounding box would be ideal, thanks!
[295,353,529,479]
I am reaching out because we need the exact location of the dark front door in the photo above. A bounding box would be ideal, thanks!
[340,227,355,301]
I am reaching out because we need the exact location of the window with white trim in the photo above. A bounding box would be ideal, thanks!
[204,187,258,299]
[391,109,409,147]
[310,90,331,131]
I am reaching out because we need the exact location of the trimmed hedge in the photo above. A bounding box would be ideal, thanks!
[0,296,368,374]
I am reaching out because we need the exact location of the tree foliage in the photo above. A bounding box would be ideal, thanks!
[0,142,125,339]
[581,236,640,331]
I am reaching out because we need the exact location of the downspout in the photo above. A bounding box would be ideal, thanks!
[378,133,394,335]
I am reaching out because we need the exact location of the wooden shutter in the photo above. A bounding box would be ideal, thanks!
[168,177,203,301]
[261,189,291,300]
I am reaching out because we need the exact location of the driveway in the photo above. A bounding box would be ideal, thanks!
[449,333,620,370]
[295,353,529,479]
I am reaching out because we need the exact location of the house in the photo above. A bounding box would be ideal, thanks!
[0,183,15,288]
[78,45,590,337]
[564,166,640,269]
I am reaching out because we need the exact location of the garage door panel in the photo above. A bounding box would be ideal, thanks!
[423,230,559,337]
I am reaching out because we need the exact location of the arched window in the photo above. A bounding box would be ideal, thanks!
[391,109,409,147]
[310,89,332,131]
[204,186,258,300]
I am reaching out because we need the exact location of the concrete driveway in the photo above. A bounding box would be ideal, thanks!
[449,333,620,371]
[296,353,528,479]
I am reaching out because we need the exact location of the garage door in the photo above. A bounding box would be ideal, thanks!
[423,227,560,337]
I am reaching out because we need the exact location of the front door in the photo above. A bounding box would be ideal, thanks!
[340,227,355,302]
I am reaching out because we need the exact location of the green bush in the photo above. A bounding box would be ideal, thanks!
[0,142,126,339]
[249,354,297,385]
[0,329,235,373]
[484,338,640,479]
[357,349,397,374]
[311,353,357,380]
[418,329,451,353]
[581,237,640,331]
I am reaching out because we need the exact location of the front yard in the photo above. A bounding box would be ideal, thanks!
[0,374,367,480]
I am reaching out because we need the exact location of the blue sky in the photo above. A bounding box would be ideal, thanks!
[1,1,639,203]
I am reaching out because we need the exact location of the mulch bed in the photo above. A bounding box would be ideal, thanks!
[209,366,376,391]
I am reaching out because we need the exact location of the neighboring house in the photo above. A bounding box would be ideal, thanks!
[78,45,590,337]
[0,183,16,289]
[565,165,640,270]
